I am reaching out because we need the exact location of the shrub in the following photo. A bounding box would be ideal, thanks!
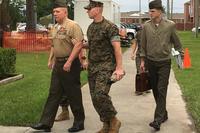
[0,48,16,75]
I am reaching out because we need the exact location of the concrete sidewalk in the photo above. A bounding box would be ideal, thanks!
[0,48,196,133]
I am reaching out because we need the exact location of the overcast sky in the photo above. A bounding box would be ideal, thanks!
[115,0,189,13]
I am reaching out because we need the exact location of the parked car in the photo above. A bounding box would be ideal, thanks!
[119,23,137,47]
[191,27,200,32]
[121,23,137,40]
[17,23,48,32]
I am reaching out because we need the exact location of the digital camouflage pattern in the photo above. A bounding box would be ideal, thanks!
[88,70,117,122]
[87,18,120,122]
[87,18,120,73]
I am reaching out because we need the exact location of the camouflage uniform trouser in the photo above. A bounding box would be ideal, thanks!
[88,70,117,122]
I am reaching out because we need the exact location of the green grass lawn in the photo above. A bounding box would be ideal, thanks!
[173,31,200,132]
[0,52,87,126]
[0,47,127,126]
[3,38,200,131]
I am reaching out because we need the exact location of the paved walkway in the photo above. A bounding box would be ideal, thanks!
[0,48,196,133]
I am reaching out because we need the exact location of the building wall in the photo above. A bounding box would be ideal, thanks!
[176,23,194,30]
[185,0,200,25]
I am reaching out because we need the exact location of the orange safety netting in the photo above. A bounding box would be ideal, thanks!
[3,31,51,52]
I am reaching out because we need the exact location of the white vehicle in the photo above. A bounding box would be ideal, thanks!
[17,23,47,32]
[126,28,137,40]
[191,27,200,32]
[120,23,137,40]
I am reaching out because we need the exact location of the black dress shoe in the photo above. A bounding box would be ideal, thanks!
[68,122,84,132]
[31,123,51,132]
[149,121,161,131]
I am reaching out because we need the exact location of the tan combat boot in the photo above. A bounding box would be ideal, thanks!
[55,106,70,121]
[96,122,110,133]
[108,117,121,133]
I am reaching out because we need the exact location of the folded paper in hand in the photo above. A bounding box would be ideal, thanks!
[110,71,126,84]
[171,48,183,69]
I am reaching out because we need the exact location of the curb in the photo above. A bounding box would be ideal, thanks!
[0,74,24,86]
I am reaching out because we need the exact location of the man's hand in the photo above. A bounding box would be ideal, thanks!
[131,54,136,60]
[140,59,145,73]
[81,60,88,70]
[63,61,72,72]
[112,68,125,81]
[48,61,54,69]
[82,40,89,48]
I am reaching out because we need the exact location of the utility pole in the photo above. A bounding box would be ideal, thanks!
[170,0,173,20]
[195,0,199,38]
[0,0,3,47]
[167,0,170,19]
[139,0,142,24]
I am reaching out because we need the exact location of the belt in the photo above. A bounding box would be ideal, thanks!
[56,57,69,62]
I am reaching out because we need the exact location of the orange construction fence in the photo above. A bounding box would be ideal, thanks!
[3,31,51,52]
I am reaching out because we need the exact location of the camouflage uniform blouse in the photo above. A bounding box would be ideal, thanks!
[87,18,120,73]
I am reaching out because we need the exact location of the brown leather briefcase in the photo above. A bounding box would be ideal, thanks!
[135,72,151,92]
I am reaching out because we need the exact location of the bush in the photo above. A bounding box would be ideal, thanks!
[0,48,16,75]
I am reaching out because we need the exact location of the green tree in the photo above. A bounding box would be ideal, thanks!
[36,0,53,21]
[0,0,25,46]
[9,0,26,29]
[0,0,11,31]
[67,0,74,20]
[26,0,36,31]
[37,0,74,21]
[0,0,25,30]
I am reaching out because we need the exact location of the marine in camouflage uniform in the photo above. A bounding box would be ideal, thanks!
[87,18,118,121]
[84,0,124,133]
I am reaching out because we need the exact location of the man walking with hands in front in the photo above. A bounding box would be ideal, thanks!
[140,0,183,131]
[84,0,124,133]
[31,0,85,132]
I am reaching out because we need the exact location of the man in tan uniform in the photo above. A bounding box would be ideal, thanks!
[140,0,183,131]
[31,0,85,132]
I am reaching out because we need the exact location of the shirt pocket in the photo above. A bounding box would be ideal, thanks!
[56,30,70,40]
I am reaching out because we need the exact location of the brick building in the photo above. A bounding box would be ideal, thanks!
[184,0,200,29]
[121,11,185,30]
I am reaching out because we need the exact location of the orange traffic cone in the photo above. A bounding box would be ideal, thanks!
[183,48,191,69]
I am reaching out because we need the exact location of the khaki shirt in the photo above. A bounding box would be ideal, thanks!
[140,19,182,61]
[50,18,84,57]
